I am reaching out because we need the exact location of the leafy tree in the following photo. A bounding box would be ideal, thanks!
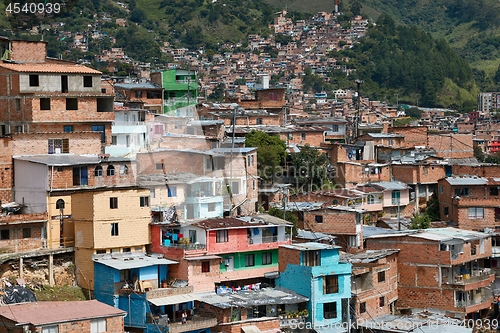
[130,8,147,23]
[290,144,330,192]
[350,0,362,16]
[410,214,431,229]
[207,83,225,102]
[404,107,423,119]
[267,207,298,237]
[473,145,485,162]
[245,130,287,183]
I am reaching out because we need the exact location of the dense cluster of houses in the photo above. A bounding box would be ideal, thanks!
[0,34,499,333]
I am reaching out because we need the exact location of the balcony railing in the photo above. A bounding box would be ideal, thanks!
[452,269,493,285]
[154,316,217,333]
[162,243,206,251]
[248,235,290,244]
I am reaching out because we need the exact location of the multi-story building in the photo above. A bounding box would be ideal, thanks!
[276,242,352,328]
[71,186,151,290]
[150,215,293,292]
[366,228,494,319]
[0,300,126,333]
[151,69,198,116]
[106,108,149,157]
[13,154,135,249]
[0,38,114,151]
[340,249,399,324]
[437,176,500,230]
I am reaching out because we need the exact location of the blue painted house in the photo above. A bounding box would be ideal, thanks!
[276,242,352,330]
[93,252,216,333]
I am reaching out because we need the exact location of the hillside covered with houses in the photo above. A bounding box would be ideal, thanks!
[0,12,500,333]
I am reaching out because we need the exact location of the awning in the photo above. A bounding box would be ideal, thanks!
[241,325,262,333]
[185,255,222,261]
[149,293,199,306]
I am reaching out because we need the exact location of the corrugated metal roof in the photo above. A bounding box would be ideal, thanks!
[371,181,409,190]
[114,82,162,90]
[149,293,199,306]
[196,288,309,309]
[281,242,339,251]
[0,300,125,326]
[0,63,101,74]
[184,255,222,261]
[14,154,101,166]
[445,176,488,186]
[241,325,262,333]
[93,253,177,270]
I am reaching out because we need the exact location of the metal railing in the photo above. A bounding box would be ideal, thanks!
[162,243,206,250]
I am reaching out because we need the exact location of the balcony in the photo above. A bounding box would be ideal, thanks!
[455,288,493,309]
[248,234,291,245]
[444,268,494,285]
[161,242,206,251]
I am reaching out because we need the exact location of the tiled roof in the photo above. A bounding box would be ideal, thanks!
[0,300,125,326]
[0,62,101,74]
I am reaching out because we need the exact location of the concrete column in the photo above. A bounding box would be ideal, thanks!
[414,184,419,213]
[19,257,23,279]
[49,253,54,287]
[425,184,430,201]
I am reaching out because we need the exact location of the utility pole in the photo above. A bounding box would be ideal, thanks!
[354,79,363,142]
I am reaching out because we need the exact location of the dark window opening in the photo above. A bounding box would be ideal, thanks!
[111,223,119,236]
[0,229,9,240]
[324,275,339,294]
[61,75,68,93]
[66,98,78,110]
[323,302,337,319]
[201,261,210,273]
[110,197,118,209]
[40,98,50,110]
[83,76,93,87]
[29,74,39,87]
[22,228,31,238]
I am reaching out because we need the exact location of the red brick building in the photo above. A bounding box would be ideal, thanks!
[366,228,494,319]
[0,299,126,333]
[437,176,500,230]
[341,249,399,324]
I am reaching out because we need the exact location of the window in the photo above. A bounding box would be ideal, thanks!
[42,326,58,333]
[216,229,228,243]
[150,188,156,198]
[140,196,149,207]
[208,202,216,212]
[468,207,484,219]
[444,207,449,216]
[360,302,366,314]
[324,275,339,294]
[303,250,320,266]
[107,165,115,176]
[126,135,130,147]
[269,92,277,101]
[66,98,78,110]
[135,90,143,98]
[48,138,69,154]
[73,166,89,186]
[111,136,117,145]
[110,197,118,209]
[40,98,50,110]
[315,215,323,223]
[29,74,39,86]
[201,261,210,273]
[367,194,374,204]
[323,302,337,319]
[111,223,119,236]
[245,254,255,267]
[439,186,443,194]
[391,190,401,205]
[120,165,128,175]
[83,76,93,88]
[262,252,272,265]
[455,188,469,197]
[231,181,239,195]
[94,166,103,177]
[61,75,68,93]
[154,124,163,134]
[490,187,499,196]
[91,125,105,143]
[0,229,9,240]
[15,98,20,111]
[123,247,131,253]
[301,133,306,140]
[331,124,339,132]
[379,296,385,307]
[63,125,73,133]
[378,271,386,283]
[22,228,31,238]
[168,186,177,197]
[56,199,65,210]
[156,163,164,170]
[256,118,263,125]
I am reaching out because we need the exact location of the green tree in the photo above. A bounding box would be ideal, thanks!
[350,0,362,16]
[290,144,330,192]
[245,130,287,183]
[130,8,147,23]
[410,214,431,229]
[207,83,225,101]
[267,207,298,237]
[473,145,485,162]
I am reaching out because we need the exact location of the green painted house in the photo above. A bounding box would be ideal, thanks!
[151,69,198,115]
